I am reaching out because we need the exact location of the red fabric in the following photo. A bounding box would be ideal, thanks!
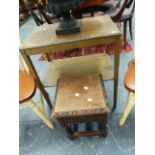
[38,36,133,61]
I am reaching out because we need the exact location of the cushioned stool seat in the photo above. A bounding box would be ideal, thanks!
[52,74,110,139]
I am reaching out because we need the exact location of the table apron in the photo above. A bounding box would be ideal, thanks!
[23,35,120,55]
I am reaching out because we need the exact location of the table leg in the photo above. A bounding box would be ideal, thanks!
[20,50,52,109]
[45,53,51,62]
[112,37,121,111]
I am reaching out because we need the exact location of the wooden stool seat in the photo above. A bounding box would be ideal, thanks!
[19,70,36,103]
[52,74,110,139]
[53,74,110,117]
[124,59,135,93]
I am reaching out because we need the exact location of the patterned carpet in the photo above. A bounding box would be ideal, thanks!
[38,35,133,61]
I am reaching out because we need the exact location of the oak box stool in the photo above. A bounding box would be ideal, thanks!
[52,74,110,139]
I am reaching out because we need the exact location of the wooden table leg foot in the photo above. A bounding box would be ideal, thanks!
[85,123,93,131]
[66,124,75,140]
[98,114,107,137]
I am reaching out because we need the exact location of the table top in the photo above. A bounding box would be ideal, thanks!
[52,74,110,118]
[20,15,121,51]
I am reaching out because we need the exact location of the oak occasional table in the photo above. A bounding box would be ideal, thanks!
[19,15,121,110]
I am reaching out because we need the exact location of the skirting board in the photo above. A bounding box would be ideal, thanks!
[43,53,114,86]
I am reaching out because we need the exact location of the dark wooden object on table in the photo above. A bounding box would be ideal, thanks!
[52,74,110,139]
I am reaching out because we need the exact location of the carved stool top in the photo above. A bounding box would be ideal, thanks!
[52,74,110,118]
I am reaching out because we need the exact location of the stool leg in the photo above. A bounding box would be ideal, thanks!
[66,124,75,140]
[57,119,75,140]
[98,114,107,137]
[119,93,135,126]
[98,122,107,137]
[28,100,54,129]
[72,123,78,132]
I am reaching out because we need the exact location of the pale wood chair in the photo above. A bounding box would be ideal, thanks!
[19,38,54,129]
[119,59,135,126]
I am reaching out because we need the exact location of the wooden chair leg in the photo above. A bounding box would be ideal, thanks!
[39,90,45,113]
[30,10,44,26]
[119,92,135,126]
[129,17,133,40]
[28,100,54,129]
[123,21,127,50]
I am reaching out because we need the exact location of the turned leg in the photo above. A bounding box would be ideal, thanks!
[119,92,135,126]
[28,100,54,129]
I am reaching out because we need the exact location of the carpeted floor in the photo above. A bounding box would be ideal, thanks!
[19,14,135,155]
